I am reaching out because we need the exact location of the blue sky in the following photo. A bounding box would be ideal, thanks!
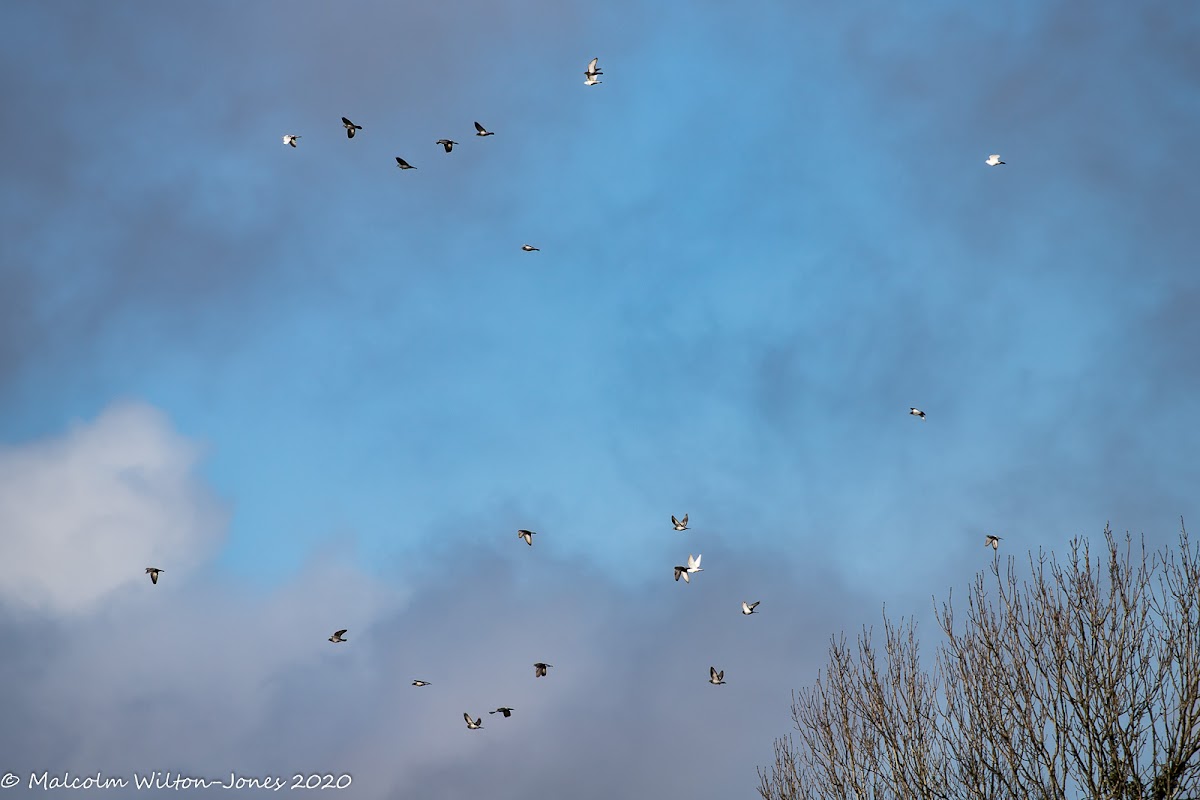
[1,1,1198,797]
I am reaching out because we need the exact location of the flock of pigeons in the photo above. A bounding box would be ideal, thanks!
[140,56,1011,732]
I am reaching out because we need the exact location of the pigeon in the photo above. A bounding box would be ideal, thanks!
[395,157,416,170]
[282,134,300,148]
[985,534,1003,550]
[985,154,1006,166]
[672,514,689,531]
[145,567,163,585]
[674,565,691,583]
[474,121,494,137]
[687,553,703,574]
[709,666,726,685]
[742,601,760,615]
[518,529,536,546]
[909,407,926,420]
[464,713,483,730]
[534,662,553,678]
[584,57,603,85]
[489,707,514,717]
[341,117,362,138]
[328,629,348,643]
[412,680,431,687]
[436,139,458,153]
[521,244,540,252]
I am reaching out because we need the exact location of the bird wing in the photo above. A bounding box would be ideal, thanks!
[710,666,718,680]
[334,629,347,637]
[588,58,599,72]
[464,712,472,723]
[681,514,688,526]
[718,671,724,681]
[681,570,690,583]
[342,117,353,126]
[474,121,486,133]
[750,601,760,610]
[672,515,680,527]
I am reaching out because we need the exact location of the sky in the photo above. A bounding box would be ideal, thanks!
[0,0,1198,797]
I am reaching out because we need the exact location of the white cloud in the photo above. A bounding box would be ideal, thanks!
[0,401,227,615]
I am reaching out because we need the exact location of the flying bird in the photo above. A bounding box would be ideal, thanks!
[518,529,536,546]
[687,553,703,574]
[584,57,603,85]
[742,601,760,615]
[709,666,726,685]
[145,567,163,585]
[674,565,691,583]
[395,157,416,170]
[341,117,362,138]
[436,139,458,153]
[909,407,926,420]
[282,134,300,148]
[985,534,1003,550]
[985,154,1006,166]
[534,662,553,678]
[521,244,540,252]
[328,629,348,643]
[489,707,514,717]
[464,713,483,730]
[474,121,494,137]
[412,680,431,687]
[672,514,689,531]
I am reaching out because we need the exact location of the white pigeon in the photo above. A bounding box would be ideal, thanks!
[521,244,539,252]
[742,601,760,615]
[985,534,1003,550]
[709,666,726,685]
[282,134,300,148]
[985,154,1006,166]
[687,553,703,574]
[328,629,348,643]
[672,514,689,531]
[464,712,483,730]
[909,407,926,420]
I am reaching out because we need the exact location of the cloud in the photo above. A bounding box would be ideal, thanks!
[0,405,883,797]
[0,401,226,615]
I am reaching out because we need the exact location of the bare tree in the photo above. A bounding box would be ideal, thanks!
[759,523,1200,800]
